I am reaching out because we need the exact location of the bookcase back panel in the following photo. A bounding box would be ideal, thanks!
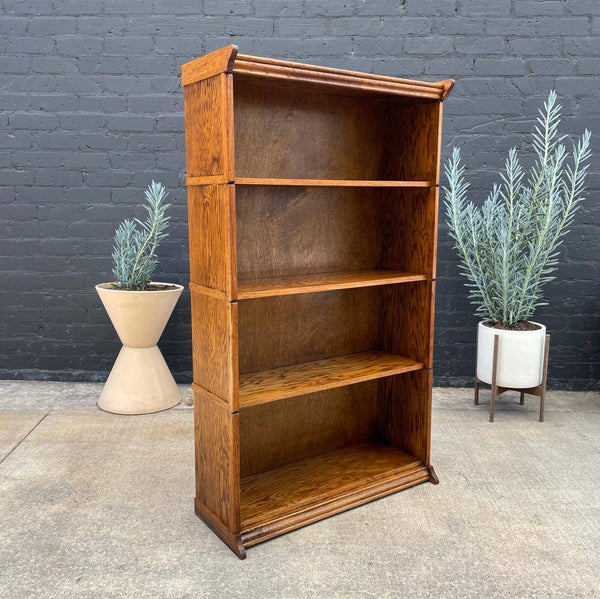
[238,288,380,374]
[236,186,381,280]
[240,382,378,477]
[238,282,431,374]
[233,78,440,181]
[234,79,384,180]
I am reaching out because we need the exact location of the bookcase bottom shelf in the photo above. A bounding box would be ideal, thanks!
[239,440,432,548]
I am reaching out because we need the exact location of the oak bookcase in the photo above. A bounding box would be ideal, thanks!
[182,46,453,559]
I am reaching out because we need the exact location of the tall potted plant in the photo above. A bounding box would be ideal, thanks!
[96,181,183,415]
[444,91,591,391]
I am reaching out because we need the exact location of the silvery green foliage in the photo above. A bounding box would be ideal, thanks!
[444,91,591,325]
[111,181,171,290]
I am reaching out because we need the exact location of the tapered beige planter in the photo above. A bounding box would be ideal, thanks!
[96,282,183,415]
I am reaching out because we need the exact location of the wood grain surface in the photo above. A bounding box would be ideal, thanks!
[187,184,237,299]
[183,73,233,179]
[239,351,422,407]
[239,382,379,477]
[193,387,240,531]
[235,186,381,281]
[238,287,379,374]
[377,369,433,465]
[237,269,427,299]
[182,46,451,557]
[235,178,432,187]
[190,288,239,408]
[240,441,423,531]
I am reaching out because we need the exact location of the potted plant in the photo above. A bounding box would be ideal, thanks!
[96,181,183,415]
[444,91,591,392]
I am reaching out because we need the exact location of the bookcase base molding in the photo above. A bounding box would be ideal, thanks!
[182,45,453,558]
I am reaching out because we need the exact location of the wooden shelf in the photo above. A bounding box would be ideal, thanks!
[235,177,432,187]
[239,351,422,407]
[237,269,427,299]
[240,440,427,544]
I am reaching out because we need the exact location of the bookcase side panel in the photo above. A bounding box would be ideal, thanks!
[377,369,433,465]
[183,73,233,180]
[383,101,442,182]
[190,289,239,409]
[380,281,434,368]
[194,388,241,531]
[188,184,237,299]
[381,187,438,278]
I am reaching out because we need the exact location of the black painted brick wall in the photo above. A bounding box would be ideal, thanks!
[1,0,598,390]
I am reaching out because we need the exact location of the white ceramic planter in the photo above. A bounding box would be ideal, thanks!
[96,282,183,415]
[477,320,547,389]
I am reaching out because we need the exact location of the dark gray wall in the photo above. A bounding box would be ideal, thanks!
[1,0,598,390]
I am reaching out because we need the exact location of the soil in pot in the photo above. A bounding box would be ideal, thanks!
[483,320,542,331]
[110,283,179,291]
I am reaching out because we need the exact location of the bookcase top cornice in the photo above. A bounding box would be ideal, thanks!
[181,45,454,100]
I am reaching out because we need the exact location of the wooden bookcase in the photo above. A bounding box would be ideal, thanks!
[182,46,453,559]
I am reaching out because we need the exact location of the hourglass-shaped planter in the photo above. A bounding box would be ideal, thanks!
[96,283,183,415]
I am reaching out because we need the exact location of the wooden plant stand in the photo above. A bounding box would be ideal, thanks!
[181,45,454,559]
[474,334,550,422]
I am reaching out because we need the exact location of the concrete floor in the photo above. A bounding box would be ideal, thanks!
[0,382,599,598]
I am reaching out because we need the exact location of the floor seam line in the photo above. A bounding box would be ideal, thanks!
[0,412,49,465]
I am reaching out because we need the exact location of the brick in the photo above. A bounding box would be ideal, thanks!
[127,95,183,113]
[127,56,175,74]
[205,0,252,16]
[514,1,564,16]
[538,17,590,36]
[406,0,456,16]
[4,37,54,54]
[274,17,329,36]
[31,56,79,74]
[27,17,77,34]
[103,0,153,13]
[255,1,302,17]
[356,0,405,16]
[304,0,354,17]
[55,36,103,55]
[404,37,454,55]
[509,37,562,56]
[424,57,474,75]
[0,56,29,74]
[555,77,600,96]
[485,17,538,35]
[474,58,526,75]
[104,37,154,55]
[77,16,126,34]
[107,115,156,132]
[529,59,576,76]
[79,56,129,74]
[59,114,106,131]
[0,17,28,34]
[454,37,506,55]
[577,58,600,74]
[78,95,126,112]
[565,37,600,55]
[10,112,59,130]
[567,0,600,15]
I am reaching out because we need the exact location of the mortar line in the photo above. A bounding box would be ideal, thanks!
[0,412,49,466]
